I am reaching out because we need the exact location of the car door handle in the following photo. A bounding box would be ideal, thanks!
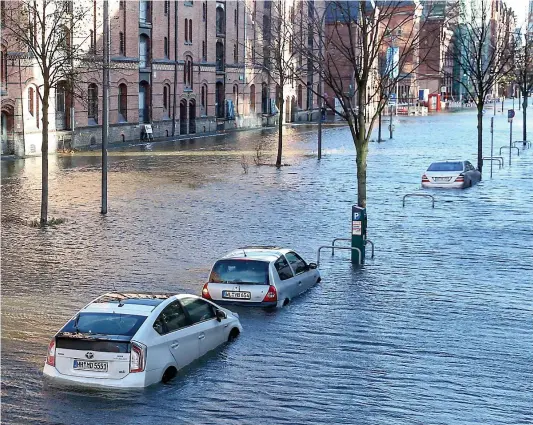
[170,342,179,348]
[198,333,205,340]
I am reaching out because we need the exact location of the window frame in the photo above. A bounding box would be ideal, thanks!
[284,251,308,276]
[274,255,294,281]
[179,297,217,325]
[153,300,191,335]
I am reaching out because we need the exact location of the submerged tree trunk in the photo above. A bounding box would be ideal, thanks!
[523,88,528,142]
[40,86,50,225]
[477,102,484,173]
[276,91,284,168]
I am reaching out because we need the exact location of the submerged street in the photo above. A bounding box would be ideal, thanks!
[2,109,532,424]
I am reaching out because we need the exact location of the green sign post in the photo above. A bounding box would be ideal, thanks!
[351,205,367,264]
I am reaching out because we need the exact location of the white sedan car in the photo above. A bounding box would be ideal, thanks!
[422,160,481,188]
[43,293,242,388]
[202,246,321,308]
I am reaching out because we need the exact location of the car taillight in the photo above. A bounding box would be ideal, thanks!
[455,174,464,182]
[422,174,430,182]
[130,342,146,373]
[46,339,56,367]
[202,283,211,300]
[262,285,278,302]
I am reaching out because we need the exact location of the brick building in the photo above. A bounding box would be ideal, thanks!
[1,0,319,157]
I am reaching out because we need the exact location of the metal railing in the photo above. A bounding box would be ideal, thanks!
[483,156,504,169]
[403,193,435,208]
[317,245,361,267]
[331,237,374,258]
[499,146,520,156]
[513,140,532,148]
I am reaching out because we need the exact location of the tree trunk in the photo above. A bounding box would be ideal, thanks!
[40,87,50,226]
[378,109,382,142]
[523,88,528,142]
[477,103,484,173]
[276,91,284,168]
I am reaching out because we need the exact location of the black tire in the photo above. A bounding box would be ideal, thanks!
[162,367,177,383]
[228,328,240,342]
[283,298,290,307]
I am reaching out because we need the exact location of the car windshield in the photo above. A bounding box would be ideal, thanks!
[427,162,464,172]
[61,312,147,336]
[209,259,270,285]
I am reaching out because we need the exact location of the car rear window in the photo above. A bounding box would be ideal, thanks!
[61,313,147,337]
[427,162,463,172]
[209,259,270,285]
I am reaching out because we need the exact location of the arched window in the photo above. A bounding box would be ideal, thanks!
[201,84,208,115]
[118,83,127,121]
[88,83,98,123]
[249,84,255,113]
[163,83,171,116]
[185,19,188,42]
[261,83,268,114]
[184,56,193,88]
[28,87,35,116]
[1,47,7,89]
[139,34,150,68]
[297,84,303,109]
[189,19,192,43]
[216,41,224,71]
[216,6,225,35]
[139,81,150,123]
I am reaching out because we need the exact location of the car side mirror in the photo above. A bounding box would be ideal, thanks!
[308,263,318,270]
[216,309,227,321]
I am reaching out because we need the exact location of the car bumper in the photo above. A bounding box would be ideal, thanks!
[43,364,152,388]
[207,298,278,308]
[422,182,465,189]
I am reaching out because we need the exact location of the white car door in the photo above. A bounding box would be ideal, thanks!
[285,251,315,294]
[274,255,298,299]
[153,301,199,369]
[180,297,225,357]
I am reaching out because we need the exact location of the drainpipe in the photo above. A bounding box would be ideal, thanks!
[172,1,178,136]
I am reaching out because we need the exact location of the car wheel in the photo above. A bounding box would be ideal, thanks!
[228,328,240,342]
[283,298,290,307]
[162,366,177,384]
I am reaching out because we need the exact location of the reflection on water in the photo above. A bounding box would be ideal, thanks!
[2,113,533,425]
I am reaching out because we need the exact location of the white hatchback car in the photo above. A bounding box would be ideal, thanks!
[43,293,242,388]
[422,160,481,188]
[202,247,321,308]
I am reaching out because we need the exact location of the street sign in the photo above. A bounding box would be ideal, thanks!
[508,109,515,123]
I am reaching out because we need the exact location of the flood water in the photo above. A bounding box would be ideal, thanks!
[2,108,532,424]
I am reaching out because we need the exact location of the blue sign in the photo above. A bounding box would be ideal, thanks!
[508,109,515,119]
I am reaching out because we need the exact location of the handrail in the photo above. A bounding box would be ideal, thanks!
[403,193,435,208]
[482,157,503,169]
[499,146,520,156]
[331,237,375,258]
[513,140,531,148]
[317,246,361,266]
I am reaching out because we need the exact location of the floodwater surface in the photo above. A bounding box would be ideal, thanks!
[2,109,532,425]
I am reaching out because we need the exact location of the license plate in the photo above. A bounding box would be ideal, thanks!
[434,177,450,182]
[73,359,108,372]
[222,291,251,300]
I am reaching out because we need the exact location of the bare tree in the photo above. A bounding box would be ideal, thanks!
[446,0,515,172]
[513,29,533,142]
[297,1,444,208]
[3,0,97,225]
[246,0,301,168]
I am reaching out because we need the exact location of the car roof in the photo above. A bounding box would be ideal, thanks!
[430,160,466,163]
[222,247,292,262]
[84,292,177,316]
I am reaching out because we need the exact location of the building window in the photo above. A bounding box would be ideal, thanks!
[139,81,150,123]
[250,84,255,113]
[216,6,225,35]
[118,83,127,121]
[202,41,207,61]
[201,84,208,115]
[234,43,238,63]
[184,56,193,88]
[56,84,65,113]
[185,19,192,43]
[297,84,302,109]
[216,41,224,71]
[119,0,125,10]
[28,87,35,116]
[164,37,168,58]
[189,19,192,43]
[89,30,95,53]
[307,82,313,110]
[203,2,207,21]
[164,0,169,16]
[163,84,170,115]
[140,0,150,23]
[1,47,7,89]
[88,83,98,123]
[233,84,238,113]
[139,34,150,68]
[119,32,125,55]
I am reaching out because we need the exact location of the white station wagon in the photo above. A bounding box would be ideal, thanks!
[202,247,321,308]
[43,293,242,388]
